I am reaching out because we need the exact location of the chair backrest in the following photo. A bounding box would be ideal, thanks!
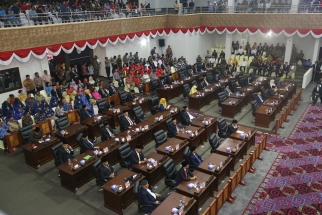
[217,118,227,132]
[165,118,172,131]
[19,125,33,144]
[206,74,214,83]
[133,180,140,198]
[133,106,144,123]
[51,142,63,166]
[97,99,107,111]
[162,158,177,180]
[76,132,84,148]
[218,92,226,107]
[55,116,70,130]
[191,80,197,87]
[118,142,132,161]
[153,130,167,148]
[198,77,204,83]
[183,146,190,164]
[151,96,159,110]
[252,93,257,101]
[151,79,158,90]
[92,159,102,180]
[209,133,220,152]
[178,71,185,79]
[117,114,126,132]
[183,84,190,94]
[118,90,128,103]
[251,100,259,111]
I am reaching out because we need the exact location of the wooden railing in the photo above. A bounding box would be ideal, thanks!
[201,134,268,215]
[273,88,302,135]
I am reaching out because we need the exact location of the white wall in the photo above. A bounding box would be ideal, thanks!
[293,34,315,61]
[0,56,49,100]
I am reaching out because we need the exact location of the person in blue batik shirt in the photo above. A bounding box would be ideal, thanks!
[49,96,58,109]
[0,119,9,151]
[13,98,25,110]
[62,98,71,112]
[2,101,13,117]
[13,107,23,120]
[73,95,83,110]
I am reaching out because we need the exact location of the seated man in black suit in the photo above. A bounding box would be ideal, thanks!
[139,180,165,213]
[108,81,118,96]
[181,106,194,126]
[130,144,146,167]
[254,91,264,105]
[197,79,206,91]
[167,118,181,138]
[28,127,43,143]
[214,73,220,82]
[57,141,74,166]
[51,86,62,100]
[79,105,92,120]
[80,133,99,150]
[227,119,238,137]
[203,75,210,86]
[267,86,277,97]
[120,111,136,130]
[223,84,232,97]
[175,161,197,185]
[232,80,241,92]
[101,122,117,141]
[158,77,166,88]
[98,157,116,182]
[98,86,109,98]
[247,76,254,84]
[189,146,203,167]
[312,83,322,104]
[127,90,137,102]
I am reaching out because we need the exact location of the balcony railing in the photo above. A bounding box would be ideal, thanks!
[0,5,320,28]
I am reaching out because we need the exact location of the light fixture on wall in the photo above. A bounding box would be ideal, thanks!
[141,38,147,47]
[266,31,272,37]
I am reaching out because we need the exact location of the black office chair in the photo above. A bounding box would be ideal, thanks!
[178,71,185,80]
[162,159,177,189]
[118,143,132,169]
[206,73,214,83]
[99,123,108,142]
[19,125,33,144]
[198,76,204,83]
[97,99,108,113]
[183,146,198,171]
[55,116,70,130]
[217,92,227,113]
[153,130,167,148]
[117,114,126,132]
[133,181,153,214]
[252,93,257,101]
[209,133,220,153]
[251,100,259,123]
[230,80,237,92]
[133,106,145,124]
[76,132,87,154]
[179,108,190,126]
[92,159,107,192]
[151,79,159,92]
[150,96,159,115]
[217,118,228,139]
[118,90,128,104]
[191,80,197,87]
[51,142,63,167]
[183,84,190,99]
[239,76,247,87]
[260,86,267,100]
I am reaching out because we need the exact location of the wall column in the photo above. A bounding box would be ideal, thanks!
[290,0,299,13]
[225,33,232,60]
[312,38,320,62]
[227,0,235,13]
[284,36,293,64]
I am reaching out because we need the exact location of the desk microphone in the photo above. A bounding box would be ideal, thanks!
[173,197,181,209]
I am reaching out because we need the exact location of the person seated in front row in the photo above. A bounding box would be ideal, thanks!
[79,105,93,120]
[98,157,117,182]
[223,84,232,97]
[28,127,43,143]
[80,133,99,150]
[120,111,135,130]
[227,119,238,137]
[158,77,166,88]
[181,106,194,125]
[267,85,277,97]
[139,180,166,213]
[130,144,146,168]
[158,98,167,112]
[7,115,21,133]
[101,122,118,141]
[175,161,197,185]
[57,141,74,166]
[127,90,137,102]
[254,91,264,105]
[189,146,203,167]
[167,118,181,138]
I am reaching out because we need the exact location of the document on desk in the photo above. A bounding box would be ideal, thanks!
[84,155,92,160]
[236,130,244,134]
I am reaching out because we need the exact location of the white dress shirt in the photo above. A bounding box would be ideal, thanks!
[147,189,156,199]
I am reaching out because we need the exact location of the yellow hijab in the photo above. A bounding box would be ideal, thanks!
[84,89,91,95]
[62,91,70,103]
[189,85,197,95]
[159,98,167,108]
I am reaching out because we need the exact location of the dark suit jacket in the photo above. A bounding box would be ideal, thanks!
[51,89,62,99]
[181,111,191,125]
[127,93,136,102]
[28,130,43,143]
[224,88,232,97]
[108,86,117,96]
[254,94,264,105]
[198,82,206,91]
[99,88,109,98]
[189,152,203,167]
[283,65,290,72]
[98,165,115,181]
[130,150,145,167]
[140,188,157,212]
[79,109,92,120]
[267,89,276,97]
[57,147,74,166]
[167,123,178,138]
[232,83,240,92]
[101,127,117,141]
[214,76,220,82]
[227,124,238,136]
[80,138,96,150]
[175,167,193,185]
[158,81,166,88]
[312,87,321,97]
[120,115,134,130]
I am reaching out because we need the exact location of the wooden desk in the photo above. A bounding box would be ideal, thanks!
[123,96,151,114]
[158,83,182,101]
[103,105,128,129]
[221,98,242,118]
[80,114,111,139]
[263,98,281,113]
[21,135,61,169]
[65,110,80,124]
[97,140,123,166]
[191,115,217,142]
[255,105,277,128]
[197,154,233,191]
[57,149,99,192]
[230,92,248,107]
[216,138,246,168]
[54,124,88,148]
[156,138,189,165]
[229,125,257,151]
[151,192,197,215]
[188,84,220,110]
[176,126,205,148]
[102,169,145,215]
[132,152,169,186]
[106,93,121,105]
[175,170,215,215]
[240,86,256,103]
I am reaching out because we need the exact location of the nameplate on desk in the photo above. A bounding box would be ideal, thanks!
[175,144,180,150]
[103,147,109,153]
[125,181,130,189]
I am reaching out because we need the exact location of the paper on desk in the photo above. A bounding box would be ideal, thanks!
[236,130,244,134]
[84,155,92,160]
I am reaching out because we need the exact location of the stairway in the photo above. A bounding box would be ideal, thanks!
[284,66,307,85]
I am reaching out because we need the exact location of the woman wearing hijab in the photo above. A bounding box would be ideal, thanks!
[84,89,94,104]
[189,85,197,95]
[2,101,13,117]
[62,92,70,104]
[44,105,58,120]
[13,98,25,110]
[92,88,102,100]
[13,107,23,120]
[88,76,95,85]
[158,98,167,112]
[49,96,58,109]
[74,95,83,110]
[32,101,42,115]
[45,82,53,97]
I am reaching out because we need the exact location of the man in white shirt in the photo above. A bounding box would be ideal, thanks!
[237,46,244,56]
[209,57,216,67]
[43,70,52,85]
[240,58,247,73]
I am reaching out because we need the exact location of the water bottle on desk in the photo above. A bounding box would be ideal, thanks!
[68,158,71,165]
[179,198,182,207]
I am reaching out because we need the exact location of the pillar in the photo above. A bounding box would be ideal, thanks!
[290,0,299,13]
[225,33,232,60]
[312,38,320,62]
[284,36,293,64]
[228,0,235,13]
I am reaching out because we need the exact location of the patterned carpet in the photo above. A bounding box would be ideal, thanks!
[243,104,322,215]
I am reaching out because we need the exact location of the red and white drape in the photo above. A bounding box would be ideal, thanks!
[1,27,322,65]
